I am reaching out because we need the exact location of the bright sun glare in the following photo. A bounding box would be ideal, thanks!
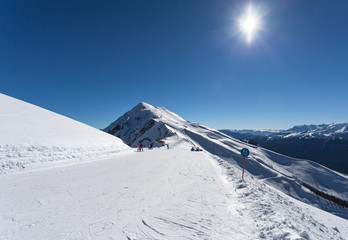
[238,5,262,43]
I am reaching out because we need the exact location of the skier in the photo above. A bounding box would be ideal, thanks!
[166,144,169,149]
[140,144,144,152]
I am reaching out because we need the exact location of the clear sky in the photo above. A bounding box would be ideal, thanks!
[1,0,348,130]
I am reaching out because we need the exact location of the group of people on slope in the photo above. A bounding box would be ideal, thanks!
[138,142,200,152]
[191,146,203,152]
[137,144,144,152]
[137,142,157,152]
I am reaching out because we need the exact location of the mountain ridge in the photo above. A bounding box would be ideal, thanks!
[221,123,348,174]
[103,102,187,147]
[104,102,348,218]
[222,122,348,139]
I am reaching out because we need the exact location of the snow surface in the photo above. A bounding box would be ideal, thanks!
[104,102,348,219]
[0,93,131,172]
[1,97,348,239]
[103,102,187,147]
[1,147,347,239]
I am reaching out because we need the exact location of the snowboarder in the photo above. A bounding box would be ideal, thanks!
[140,144,144,152]
[166,144,169,149]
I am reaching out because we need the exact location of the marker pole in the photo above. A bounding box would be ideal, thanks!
[242,157,246,179]
[240,148,249,179]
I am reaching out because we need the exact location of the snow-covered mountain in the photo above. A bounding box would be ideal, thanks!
[0,93,131,172]
[219,129,280,140]
[221,124,348,175]
[285,123,348,139]
[104,102,348,219]
[1,98,348,239]
[103,102,186,148]
[222,123,348,140]
[257,123,348,142]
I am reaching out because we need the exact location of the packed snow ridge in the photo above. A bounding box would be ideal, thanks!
[104,102,348,219]
[0,93,131,173]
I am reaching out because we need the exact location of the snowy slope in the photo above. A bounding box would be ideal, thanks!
[103,102,186,147]
[221,125,348,175]
[0,93,131,172]
[1,147,347,240]
[1,99,348,239]
[104,102,348,219]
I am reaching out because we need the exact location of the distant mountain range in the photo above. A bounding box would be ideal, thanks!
[220,123,348,174]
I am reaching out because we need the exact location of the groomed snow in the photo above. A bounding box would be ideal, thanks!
[0,147,347,239]
[1,97,347,239]
[0,93,131,172]
[103,102,348,219]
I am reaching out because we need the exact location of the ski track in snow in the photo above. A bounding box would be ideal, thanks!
[1,148,347,239]
[0,148,254,239]
[101,101,348,220]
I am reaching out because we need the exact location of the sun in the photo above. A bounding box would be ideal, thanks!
[238,5,262,43]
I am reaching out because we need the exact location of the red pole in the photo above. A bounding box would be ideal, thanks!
[242,157,246,179]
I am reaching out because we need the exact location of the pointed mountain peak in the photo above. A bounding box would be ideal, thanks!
[103,102,187,147]
[132,102,154,112]
[137,102,153,108]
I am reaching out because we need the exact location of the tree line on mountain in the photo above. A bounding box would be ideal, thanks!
[301,182,348,209]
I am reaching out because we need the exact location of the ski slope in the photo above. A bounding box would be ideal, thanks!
[0,93,131,173]
[1,147,347,239]
[104,102,348,219]
[1,96,347,239]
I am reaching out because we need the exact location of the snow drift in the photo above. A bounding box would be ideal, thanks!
[0,93,131,172]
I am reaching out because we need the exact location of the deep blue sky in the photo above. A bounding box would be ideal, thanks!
[1,0,348,130]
